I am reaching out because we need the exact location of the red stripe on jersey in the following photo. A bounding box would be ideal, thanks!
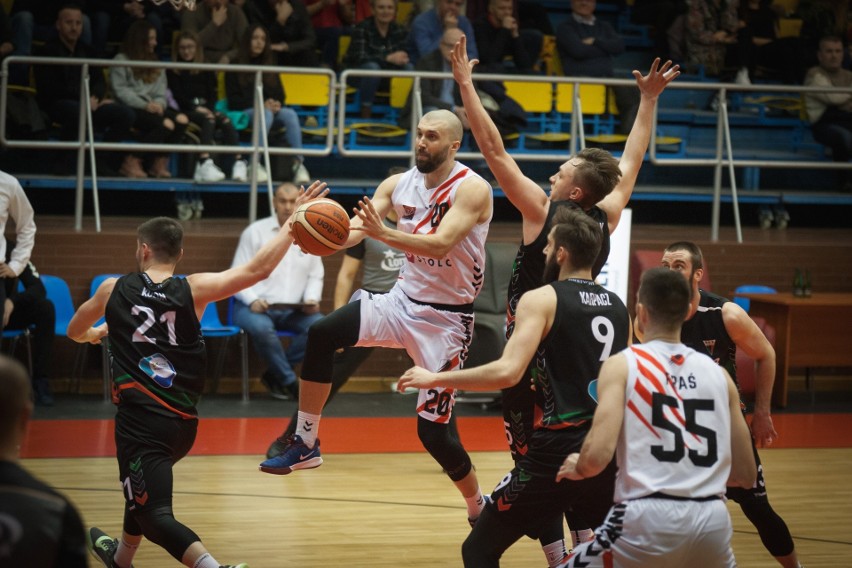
[435,167,469,198]
[627,398,659,437]
[115,382,195,420]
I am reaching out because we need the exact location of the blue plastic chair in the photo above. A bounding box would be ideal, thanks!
[733,285,777,313]
[201,300,250,402]
[40,275,76,337]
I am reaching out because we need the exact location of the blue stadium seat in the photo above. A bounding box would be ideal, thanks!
[733,284,777,312]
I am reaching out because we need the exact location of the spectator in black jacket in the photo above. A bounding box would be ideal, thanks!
[556,0,640,134]
[168,30,244,182]
[33,4,138,175]
[241,0,319,67]
[3,241,56,407]
[471,0,540,74]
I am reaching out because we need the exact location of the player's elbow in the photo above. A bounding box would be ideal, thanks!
[729,462,758,489]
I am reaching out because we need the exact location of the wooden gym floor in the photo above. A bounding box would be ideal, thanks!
[21,391,852,567]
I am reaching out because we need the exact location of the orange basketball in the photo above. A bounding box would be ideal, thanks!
[291,198,350,256]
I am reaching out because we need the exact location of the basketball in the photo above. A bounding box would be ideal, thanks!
[291,198,350,256]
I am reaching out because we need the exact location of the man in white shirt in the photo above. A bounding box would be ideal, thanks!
[230,182,324,399]
[0,170,37,330]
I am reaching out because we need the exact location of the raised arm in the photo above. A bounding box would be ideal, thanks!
[451,36,548,233]
[187,181,328,311]
[597,58,679,234]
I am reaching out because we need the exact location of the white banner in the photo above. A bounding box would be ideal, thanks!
[597,208,631,305]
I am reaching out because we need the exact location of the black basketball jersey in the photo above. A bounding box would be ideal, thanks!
[680,289,738,386]
[518,278,629,476]
[501,201,611,459]
[0,461,88,567]
[106,273,206,418]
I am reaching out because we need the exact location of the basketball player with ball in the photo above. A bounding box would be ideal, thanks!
[261,108,495,527]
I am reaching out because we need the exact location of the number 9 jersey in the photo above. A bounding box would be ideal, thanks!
[617,341,732,502]
[106,273,206,418]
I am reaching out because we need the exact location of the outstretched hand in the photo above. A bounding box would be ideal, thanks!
[451,35,478,87]
[397,366,437,392]
[294,180,329,210]
[351,196,387,240]
[633,58,680,100]
[87,323,109,345]
[555,452,583,482]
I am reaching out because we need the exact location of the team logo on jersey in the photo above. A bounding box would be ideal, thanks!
[587,379,599,403]
[139,353,177,388]
[381,250,406,272]
[402,205,416,220]
[703,339,716,355]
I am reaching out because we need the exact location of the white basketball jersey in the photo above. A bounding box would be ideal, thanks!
[615,340,732,502]
[392,162,492,305]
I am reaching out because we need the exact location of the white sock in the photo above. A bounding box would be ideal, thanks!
[296,411,321,448]
[193,552,219,568]
[542,539,568,567]
[569,529,595,547]
[113,538,139,568]
[464,488,485,518]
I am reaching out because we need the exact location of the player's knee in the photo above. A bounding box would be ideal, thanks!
[134,505,199,560]
[739,500,794,557]
[417,419,472,481]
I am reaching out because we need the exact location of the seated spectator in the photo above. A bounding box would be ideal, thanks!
[399,28,525,137]
[0,354,88,565]
[737,0,804,84]
[343,0,412,118]
[684,0,749,83]
[241,0,320,68]
[231,182,324,400]
[407,0,477,64]
[0,5,14,64]
[3,241,55,407]
[168,31,245,182]
[471,0,540,74]
[87,0,178,58]
[33,4,138,176]
[9,0,92,84]
[181,0,248,64]
[305,0,354,70]
[225,24,310,183]
[110,19,190,178]
[804,35,852,192]
[556,0,640,134]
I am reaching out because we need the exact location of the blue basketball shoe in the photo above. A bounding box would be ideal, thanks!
[258,434,322,475]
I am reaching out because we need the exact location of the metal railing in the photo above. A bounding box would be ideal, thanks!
[3,55,851,241]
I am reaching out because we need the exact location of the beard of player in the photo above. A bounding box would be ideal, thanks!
[415,144,451,174]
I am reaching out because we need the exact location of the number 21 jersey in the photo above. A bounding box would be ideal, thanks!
[106,273,206,418]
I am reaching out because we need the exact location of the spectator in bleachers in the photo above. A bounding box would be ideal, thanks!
[804,35,852,192]
[630,0,686,61]
[225,24,310,183]
[471,0,540,74]
[33,4,138,176]
[556,0,640,134]
[0,5,14,64]
[343,0,412,118]
[168,30,246,182]
[737,0,804,84]
[683,0,750,83]
[241,0,320,68]
[110,19,190,178]
[9,0,92,84]
[181,0,248,64]
[304,0,354,70]
[88,0,178,59]
[399,27,524,136]
[407,0,477,64]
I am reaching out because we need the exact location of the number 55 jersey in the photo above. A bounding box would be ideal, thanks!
[618,341,732,502]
